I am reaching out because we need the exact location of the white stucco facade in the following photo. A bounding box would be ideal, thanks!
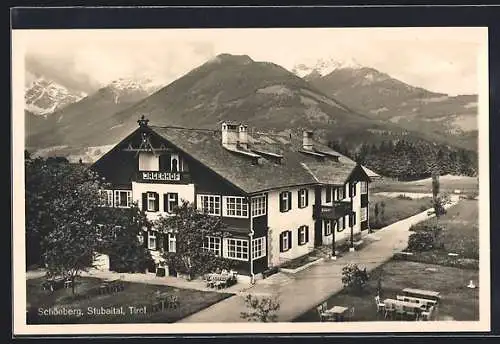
[132,181,195,222]
[267,186,316,267]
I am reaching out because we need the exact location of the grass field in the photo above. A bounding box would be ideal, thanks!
[369,194,433,229]
[406,199,479,260]
[371,175,478,197]
[26,276,232,324]
[294,260,479,322]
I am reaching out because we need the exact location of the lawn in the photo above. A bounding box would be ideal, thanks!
[371,175,478,197]
[26,276,232,324]
[294,260,479,322]
[369,194,433,229]
[398,199,479,269]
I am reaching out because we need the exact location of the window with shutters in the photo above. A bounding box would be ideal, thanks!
[280,231,292,252]
[197,194,221,216]
[146,192,158,212]
[279,191,292,212]
[203,236,221,256]
[361,207,368,222]
[360,181,368,194]
[223,196,248,218]
[251,237,266,259]
[251,195,266,217]
[324,220,332,236]
[148,231,157,250]
[167,233,176,253]
[298,189,308,208]
[349,182,357,197]
[225,238,248,261]
[337,216,345,232]
[325,186,332,203]
[114,190,132,208]
[99,190,113,207]
[298,226,309,245]
[164,193,178,213]
[338,186,345,200]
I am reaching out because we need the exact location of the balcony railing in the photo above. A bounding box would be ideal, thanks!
[135,170,191,183]
[313,201,351,220]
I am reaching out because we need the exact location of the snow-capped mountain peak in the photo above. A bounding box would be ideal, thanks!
[292,57,363,78]
[104,76,166,104]
[25,74,87,116]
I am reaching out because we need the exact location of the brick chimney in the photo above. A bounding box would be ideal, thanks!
[238,124,248,149]
[302,130,314,151]
[221,121,239,149]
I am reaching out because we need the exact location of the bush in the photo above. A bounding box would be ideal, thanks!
[396,194,413,200]
[341,264,369,294]
[407,231,436,252]
[240,294,280,322]
[409,222,443,236]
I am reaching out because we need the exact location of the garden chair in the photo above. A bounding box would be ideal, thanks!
[403,305,417,320]
[375,295,385,313]
[395,304,405,320]
[384,302,395,319]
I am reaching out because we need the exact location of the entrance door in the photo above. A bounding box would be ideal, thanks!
[314,219,323,247]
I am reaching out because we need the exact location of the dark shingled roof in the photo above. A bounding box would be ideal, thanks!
[149,125,373,194]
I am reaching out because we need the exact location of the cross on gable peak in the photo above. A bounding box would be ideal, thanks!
[138,115,150,127]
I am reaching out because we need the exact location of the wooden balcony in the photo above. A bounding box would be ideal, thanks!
[135,170,191,184]
[313,201,351,220]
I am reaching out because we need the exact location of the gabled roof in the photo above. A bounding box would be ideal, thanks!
[143,125,372,194]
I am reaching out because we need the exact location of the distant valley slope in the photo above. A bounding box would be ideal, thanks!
[297,62,478,151]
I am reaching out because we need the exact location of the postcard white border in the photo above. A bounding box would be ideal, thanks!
[12,27,490,335]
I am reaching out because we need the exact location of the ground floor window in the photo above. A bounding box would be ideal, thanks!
[167,233,177,253]
[203,236,221,256]
[251,237,266,259]
[224,238,249,261]
[298,225,309,245]
[324,220,332,236]
[148,231,157,250]
[279,230,292,252]
[337,217,345,232]
[361,207,368,222]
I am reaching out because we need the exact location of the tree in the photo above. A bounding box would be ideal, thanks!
[240,294,281,322]
[155,201,235,278]
[341,264,369,294]
[97,204,154,273]
[40,162,106,295]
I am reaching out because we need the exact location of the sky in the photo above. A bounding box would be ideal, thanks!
[18,27,488,96]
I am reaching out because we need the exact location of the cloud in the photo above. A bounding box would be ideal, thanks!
[20,28,487,96]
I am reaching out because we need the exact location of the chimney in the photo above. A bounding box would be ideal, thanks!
[238,124,248,149]
[302,130,314,151]
[221,121,239,149]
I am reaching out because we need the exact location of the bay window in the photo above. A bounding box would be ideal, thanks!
[251,237,266,260]
[225,238,249,261]
[224,196,248,218]
[198,194,221,216]
[203,236,221,256]
[251,195,266,217]
[114,190,132,208]
[99,190,113,207]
